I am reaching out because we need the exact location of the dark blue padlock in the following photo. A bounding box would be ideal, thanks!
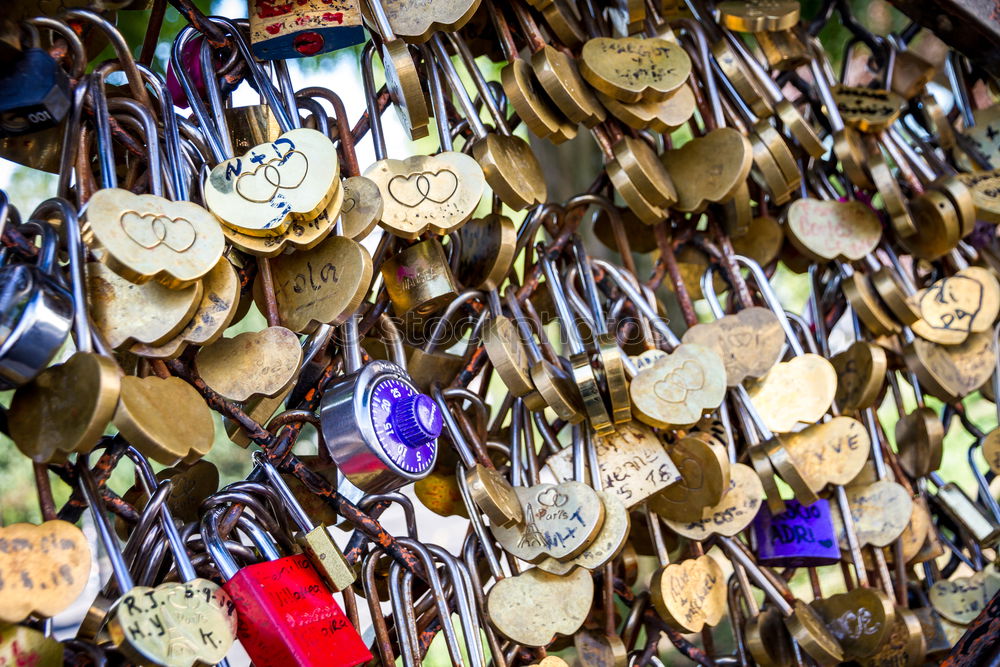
[0,48,71,137]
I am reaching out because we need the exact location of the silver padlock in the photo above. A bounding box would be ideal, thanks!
[319,355,441,496]
[0,214,73,388]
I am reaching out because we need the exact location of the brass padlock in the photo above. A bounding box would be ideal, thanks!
[381,238,459,318]
[930,472,1000,547]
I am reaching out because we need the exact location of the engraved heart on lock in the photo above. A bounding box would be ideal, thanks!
[490,481,606,562]
[365,153,485,238]
[387,169,459,206]
[233,149,309,202]
[630,344,727,428]
[205,128,339,236]
[87,189,226,288]
[681,307,785,386]
[113,210,185,253]
[654,360,704,402]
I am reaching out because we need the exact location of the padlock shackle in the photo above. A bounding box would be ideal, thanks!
[201,505,242,580]
[31,197,99,355]
[207,17,296,134]
[388,563,421,664]
[63,9,151,109]
[360,41,388,161]
[26,17,87,80]
[253,451,316,533]
[359,492,419,539]
[105,96,165,198]
[675,18,724,130]
[170,27,229,163]
[136,63,189,200]
[430,383,477,469]
[84,75,117,191]
[593,258,681,348]
[443,32,512,137]
[537,243,587,356]
[456,469,506,581]
[428,35,490,143]
[426,543,487,667]
[234,514,283,561]
[421,44,453,153]
[77,451,136,594]
[394,536,465,664]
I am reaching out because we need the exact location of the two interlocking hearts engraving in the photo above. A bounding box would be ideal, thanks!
[387,169,459,207]
[233,149,309,203]
[653,359,704,404]
[121,211,197,252]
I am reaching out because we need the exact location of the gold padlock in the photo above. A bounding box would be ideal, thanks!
[381,238,459,317]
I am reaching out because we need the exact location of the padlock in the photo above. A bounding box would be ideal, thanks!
[254,453,356,592]
[76,448,237,666]
[0,12,87,171]
[202,507,371,667]
[752,499,840,567]
[249,0,364,59]
[381,238,460,317]
[319,359,441,495]
[928,471,1000,547]
[0,219,72,389]
[174,18,339,238]
[0,47,71,137]
[430,384,524,528]
[106,446,238,666]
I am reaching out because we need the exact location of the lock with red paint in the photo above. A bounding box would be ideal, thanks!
[248,0,366,60]
[201,506,372,667]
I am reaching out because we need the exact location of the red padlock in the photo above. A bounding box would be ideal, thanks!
[202,508,372,667]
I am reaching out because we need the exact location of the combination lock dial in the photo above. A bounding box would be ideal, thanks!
[319,360,441,493]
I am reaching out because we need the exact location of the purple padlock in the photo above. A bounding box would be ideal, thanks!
[752,498,840,567]
[166,36,220,110]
